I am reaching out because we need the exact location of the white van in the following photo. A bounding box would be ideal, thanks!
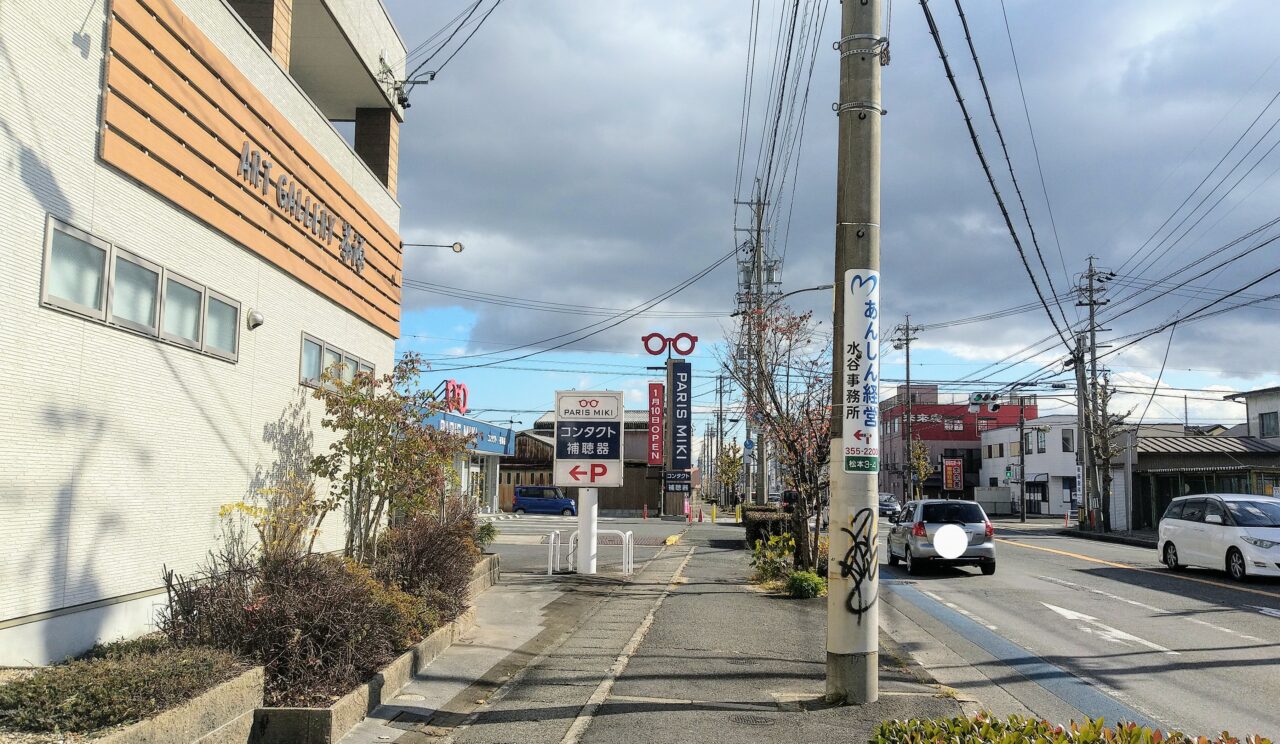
[1158,494,1280,581]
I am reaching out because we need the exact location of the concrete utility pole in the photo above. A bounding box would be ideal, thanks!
[1073,332,1091,524]
[1018,397,1027,523]
[1076,257,1110,530]
[827,0,882,705]
[753,193,768,506]
[716,374,725,504]
[893,317,922,500]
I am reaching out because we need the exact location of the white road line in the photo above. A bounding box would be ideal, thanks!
[1041,603,1179,655]
[1039,575,1265,643]
[920,589,998,631]
[1251,605,1280,620]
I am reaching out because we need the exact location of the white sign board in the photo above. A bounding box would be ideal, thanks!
[842,269,880,473]
[554,390,624,489]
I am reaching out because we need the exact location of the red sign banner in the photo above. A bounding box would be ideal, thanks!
[942,457,963,492]
[648,383,665,466]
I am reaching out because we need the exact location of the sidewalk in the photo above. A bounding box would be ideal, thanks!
[342,522,968,744]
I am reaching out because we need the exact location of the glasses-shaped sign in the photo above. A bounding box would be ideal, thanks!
[641,332,698,356]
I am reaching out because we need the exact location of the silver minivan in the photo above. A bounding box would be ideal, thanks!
[886,499,996,575]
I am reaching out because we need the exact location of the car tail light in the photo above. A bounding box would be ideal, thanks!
[985,520,994,538]
[911,521,926,538]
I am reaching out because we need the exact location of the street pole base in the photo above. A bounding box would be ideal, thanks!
[825,650,879,704]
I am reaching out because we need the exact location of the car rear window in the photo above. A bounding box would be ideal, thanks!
[921,502,986,524]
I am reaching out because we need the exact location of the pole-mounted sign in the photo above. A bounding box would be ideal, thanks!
[942,456,963,492]
[667,360,692,470]
[647,383,664,466]
[842,271,880,473]
[553,391,624,488]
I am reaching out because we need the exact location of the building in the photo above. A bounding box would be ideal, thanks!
[424,412,516,514]
[879,385,1035,501]
[1225,386,1280,440]
[1,0,407,664]
[979,415,1080,517]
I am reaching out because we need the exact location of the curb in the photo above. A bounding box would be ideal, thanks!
[97,665,263,744]
[1060,528,1158,550]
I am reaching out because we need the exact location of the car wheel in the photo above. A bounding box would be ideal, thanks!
[905,548,921,576]
[1227,548,1248,582]
[1163,542,1183,571]
[562,508,573,516]
[514,508,526,515]
[981,561,996,576]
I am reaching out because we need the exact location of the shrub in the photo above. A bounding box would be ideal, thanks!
[750,533,795,582]
[159,544,258,654]
[785,570,827,599]
[743,508,789,546]
[816,535,830,576]
[0,640,242,734]
[474,520,499,552]
[374,513,481,625]
[872,714,1273,744]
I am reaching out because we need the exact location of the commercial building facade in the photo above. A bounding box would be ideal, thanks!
[979,415,1080,517]
[1,0,407,664]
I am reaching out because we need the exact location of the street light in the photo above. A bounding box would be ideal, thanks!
[729,283,835,317]
[403,241,465,253]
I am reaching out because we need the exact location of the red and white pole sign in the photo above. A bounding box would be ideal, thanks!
[553,390,625,488]
[647,383,664,466]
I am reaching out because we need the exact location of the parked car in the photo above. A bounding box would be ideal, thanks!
[1158,494,1280,581]
[878,493,900,518]
[512,485,576,516]
[886,499,996,576]
[766,492,782,505]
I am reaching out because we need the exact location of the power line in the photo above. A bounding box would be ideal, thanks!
[433,0,504,75]
[403,0,483,80]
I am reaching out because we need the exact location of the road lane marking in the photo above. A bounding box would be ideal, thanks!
[1252,605,1280,619]
[996,537,1280,601]
[1039,576,1265,643]
[920,589,998,630]
[1041,603,1179,655]
[886,583,1158,728]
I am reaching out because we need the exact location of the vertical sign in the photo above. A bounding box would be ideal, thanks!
[942,457,963,491]
[843,271,880,472]
[647,383,664,466]
[669,361,692,470]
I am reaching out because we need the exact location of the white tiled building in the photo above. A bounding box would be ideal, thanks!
[979,415,1081,517]
[1,0,407,664]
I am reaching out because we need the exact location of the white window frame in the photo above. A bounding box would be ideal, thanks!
[107,246,162,336]
[1261,411,1280,439]
[41,215,110,321]
[160,270,206,350]
[202,288,241,362]
[300,333,325,386]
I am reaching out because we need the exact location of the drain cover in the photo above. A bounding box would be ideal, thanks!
[726,658,756,666]
[883,579,916,585]
[729,714,776,727]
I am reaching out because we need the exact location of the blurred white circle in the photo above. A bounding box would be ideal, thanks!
[933,523,967,560]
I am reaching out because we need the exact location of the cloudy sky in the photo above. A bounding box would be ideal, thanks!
[382,0,1280,437]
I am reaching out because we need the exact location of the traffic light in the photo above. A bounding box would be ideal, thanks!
[1005,464,1012,479]
[969,392,1002,412]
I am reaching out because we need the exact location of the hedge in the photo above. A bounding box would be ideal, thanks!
[743,508,790,546]
[873,714,1272,743]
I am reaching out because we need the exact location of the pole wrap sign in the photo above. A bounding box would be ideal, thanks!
[647,383,664,466]
[669,361,692,470]
[842,270,880,473]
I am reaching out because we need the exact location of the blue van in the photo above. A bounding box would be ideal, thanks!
[512,486,577,516]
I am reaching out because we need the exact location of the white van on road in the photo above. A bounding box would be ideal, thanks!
[1158,494,1280,581]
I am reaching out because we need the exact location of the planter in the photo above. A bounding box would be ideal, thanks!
[95,666,263,744]
[251,554,500,744]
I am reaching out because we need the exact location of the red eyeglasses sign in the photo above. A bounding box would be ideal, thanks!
[642,332,698,356]
[444,379,468,415]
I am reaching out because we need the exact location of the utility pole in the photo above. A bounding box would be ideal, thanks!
[1072,332,1091,526]
[753,192,768,506]
[893,317,922,500]
[827,0,882,705]
[717,374,726,505]
[1077,257,1111,530]
[1018,397,1027,523]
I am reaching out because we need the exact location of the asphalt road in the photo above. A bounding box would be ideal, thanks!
[881,520,1280,737]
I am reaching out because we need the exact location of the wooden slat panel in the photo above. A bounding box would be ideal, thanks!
[102,92,400,321]
[102,60,401,306]
[101,129,399,337]
[117,0,401,258]
[101,0,405,336]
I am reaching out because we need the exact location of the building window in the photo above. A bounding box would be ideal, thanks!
[1037,430,1047,454]
[997,443,1004,458]
[41,216,240,361]
[43,217,109,319]
[1062,428,1075,453]
[1024,432,1034,453]
[989,477,998,487]
[1261,412,1279,438]
[300,333,373,388]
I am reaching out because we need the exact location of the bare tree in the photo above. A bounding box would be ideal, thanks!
[1090,373,1132,533]
[719,307,831,569]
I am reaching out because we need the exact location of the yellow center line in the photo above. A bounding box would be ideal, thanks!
[995,537,1280,601]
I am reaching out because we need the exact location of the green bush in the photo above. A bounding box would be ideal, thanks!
[873,714,1273,743]
[743,508,789,546]
[374,513,481,626]
[474,520,499,551]
[0,640,242,734]
[750,533,795,582]
[785,570,827,598]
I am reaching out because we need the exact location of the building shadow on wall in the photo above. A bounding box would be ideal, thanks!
[0,38,74,221]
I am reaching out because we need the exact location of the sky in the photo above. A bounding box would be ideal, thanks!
[381,0,1280,443]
